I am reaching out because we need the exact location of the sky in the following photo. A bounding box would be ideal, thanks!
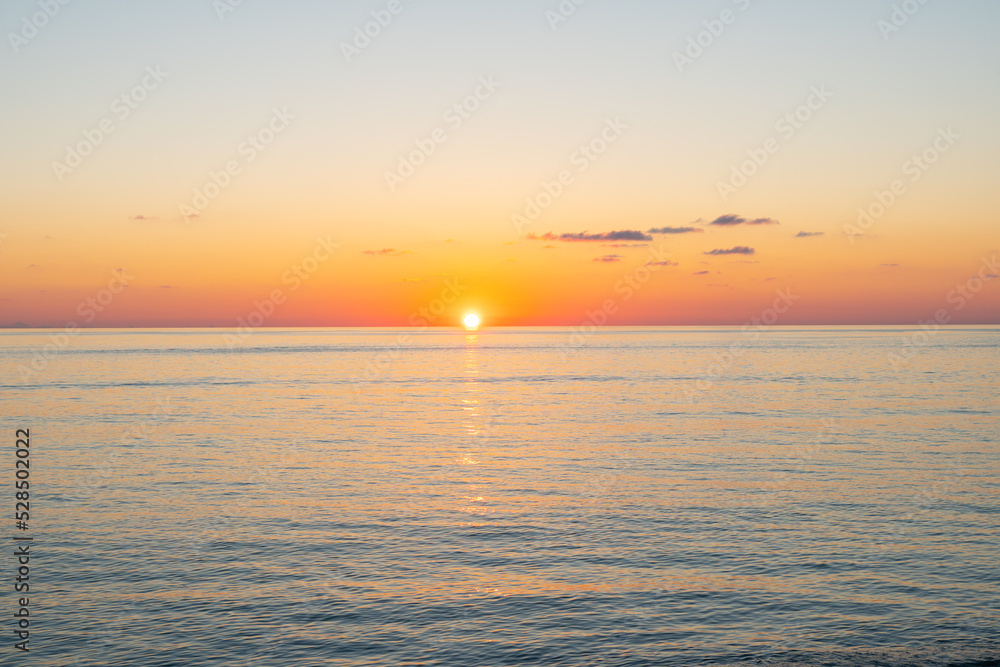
[1,0,998,327]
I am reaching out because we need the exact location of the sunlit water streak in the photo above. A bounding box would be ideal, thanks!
[0,327,997,666]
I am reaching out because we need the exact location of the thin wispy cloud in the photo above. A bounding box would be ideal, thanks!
[709,215,779,227]
[593,254,623,263]
[648,226,704,235]
[704,246,755,256]
[362,248,411,256]
[795,231,824,238]
[528,230,652,242]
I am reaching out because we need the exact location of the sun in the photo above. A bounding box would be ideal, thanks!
[463,313,481,330]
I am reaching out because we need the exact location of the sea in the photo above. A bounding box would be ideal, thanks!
[1,327,997,666]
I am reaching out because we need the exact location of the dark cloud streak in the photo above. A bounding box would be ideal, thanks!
[704,246,755,256]
[648,226,704,235]
[709,214,779,227]
[528,230,652,242]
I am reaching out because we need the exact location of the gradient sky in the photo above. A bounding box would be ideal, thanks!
[1,0,998,326]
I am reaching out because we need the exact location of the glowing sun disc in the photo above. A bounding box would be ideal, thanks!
[463,313,481,330]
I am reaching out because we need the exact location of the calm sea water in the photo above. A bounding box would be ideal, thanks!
[1,327,998,666]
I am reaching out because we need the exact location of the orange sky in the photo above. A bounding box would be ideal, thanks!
[1,1,998,326]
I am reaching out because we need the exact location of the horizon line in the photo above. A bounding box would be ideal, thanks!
[3,324,1000,331]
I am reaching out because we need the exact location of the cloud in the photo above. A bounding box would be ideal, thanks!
[647,260,679,267]
[693,270,710,275]
[159,285,173,289]
[704,246,755,256]
[709,215,746,226]
[593,254,623,262]
[130,215,157,221]
[881,263,900,267]
[362,248,411,256]
[542,244,556,249]
[795,231,824,238]
[709,215,779,227]
[648,226,704,235]
[528,230,652,242]
[603,243,649,247]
